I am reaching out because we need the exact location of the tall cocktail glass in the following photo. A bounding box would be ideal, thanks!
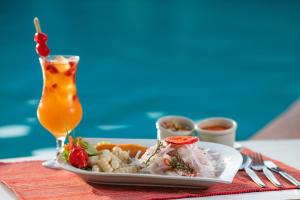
[37,55,83,168]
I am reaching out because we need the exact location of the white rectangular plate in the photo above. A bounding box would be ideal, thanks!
[57,138,242,188]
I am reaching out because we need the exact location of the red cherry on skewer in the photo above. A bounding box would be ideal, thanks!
[33,17,51,57]
[34,32,48,43]
[36,43,50,57]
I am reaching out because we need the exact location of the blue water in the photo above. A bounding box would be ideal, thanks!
[0,0,300,159]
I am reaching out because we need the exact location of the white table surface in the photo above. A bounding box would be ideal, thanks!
[1,139,300,200]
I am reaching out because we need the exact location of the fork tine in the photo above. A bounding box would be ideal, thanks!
[250,153,254,164]
[255,152,260,165]
[254,153,259,165]
[255,153,258,164]
[256,153,261,165]
[256,153,260,164]
[258,153,263,164]
[249,153,253,163]
[251,153,257,165]
[258,153,264,164]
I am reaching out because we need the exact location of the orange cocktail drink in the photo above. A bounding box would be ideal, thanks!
[38,55,82,138]
[33,17,83,168]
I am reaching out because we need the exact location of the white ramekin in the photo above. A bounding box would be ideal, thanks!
[195,117,237,147]
[156,115,195,140]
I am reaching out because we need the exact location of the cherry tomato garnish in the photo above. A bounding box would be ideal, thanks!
[165,136,199,145]
[36,43,50,57]
[68,146,88,169]
[34,32,48,43]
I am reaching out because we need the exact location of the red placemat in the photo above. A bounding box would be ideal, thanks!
[0,149,299,200]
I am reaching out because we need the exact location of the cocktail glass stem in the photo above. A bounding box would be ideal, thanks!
[56,136,66,158]
[42,136,66,169]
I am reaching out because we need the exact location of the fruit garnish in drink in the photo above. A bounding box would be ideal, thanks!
[33,17,50,57]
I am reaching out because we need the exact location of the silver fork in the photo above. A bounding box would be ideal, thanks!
[242,154,266,188]
[250,152,282,188]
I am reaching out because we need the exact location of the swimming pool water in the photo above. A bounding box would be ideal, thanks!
[0,1,300,158]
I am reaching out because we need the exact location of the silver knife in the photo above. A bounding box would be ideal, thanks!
[262,166,282,188]
[244,156,266,188]
[265,160,300,188]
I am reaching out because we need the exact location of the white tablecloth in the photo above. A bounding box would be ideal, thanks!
[1,139,300,200]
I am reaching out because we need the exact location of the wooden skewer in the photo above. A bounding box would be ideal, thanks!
[34,17,42,33]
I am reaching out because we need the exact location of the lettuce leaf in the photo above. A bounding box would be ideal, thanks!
[62,149,69,162]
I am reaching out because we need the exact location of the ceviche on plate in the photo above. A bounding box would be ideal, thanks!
[58,136,242,187]
[62,136,224,178]
[140,136,218,177]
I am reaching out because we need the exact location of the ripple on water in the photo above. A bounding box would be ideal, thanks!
[25,117,36,123]
[0,125,30,138]
[97,125,130,131]
[146,112,164,119]
[26,99,38,106]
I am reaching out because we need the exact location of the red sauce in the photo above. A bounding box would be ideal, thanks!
[201,125,230,131]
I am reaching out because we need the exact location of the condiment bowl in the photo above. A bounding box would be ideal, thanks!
[195,117,237,147]
[156,115,195,140]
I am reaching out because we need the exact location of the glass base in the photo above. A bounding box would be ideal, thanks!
[42,136,66,169]
[42,159,61,169]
